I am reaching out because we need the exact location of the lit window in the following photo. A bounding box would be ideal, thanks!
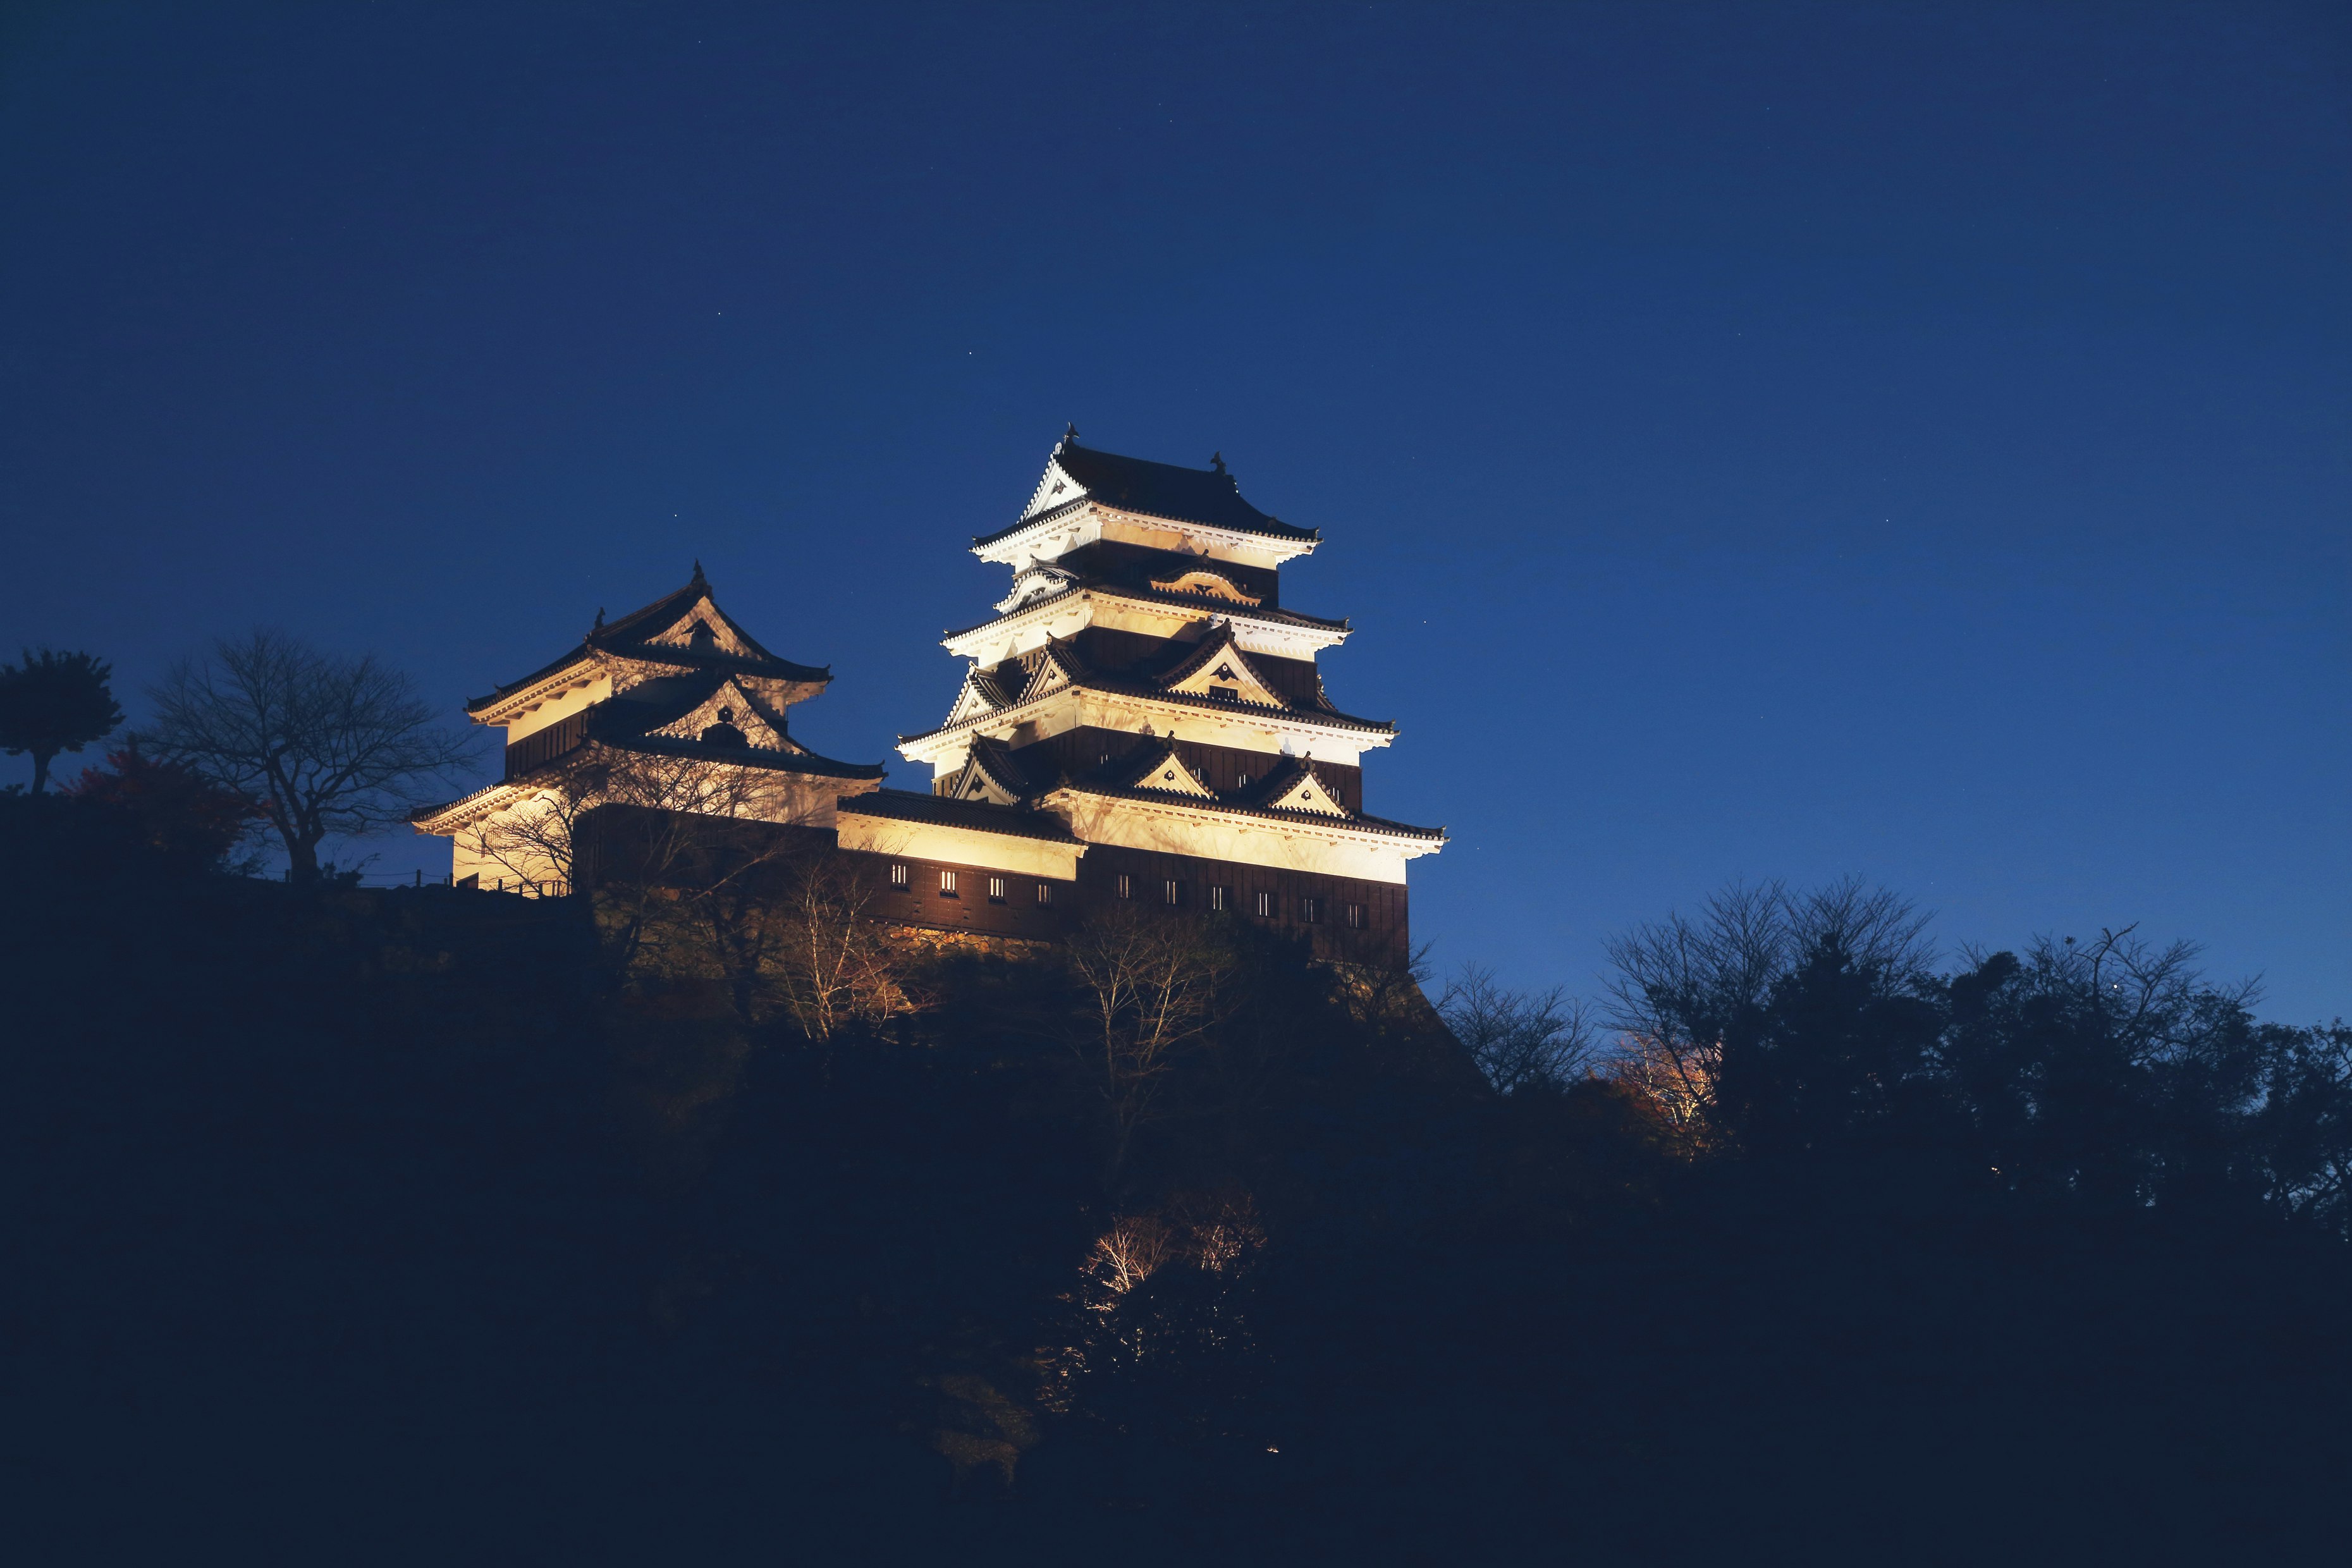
[1345,902,1365,929]
[1036,883,1053,906]
[988,876,1007,904]
[939,869,958,897]
[1163,879,1181,906]
[1116,873,1133,900]
[889,863,909,890]
[1254,890,1274,919]
[1235,771,1249,788]
[1210,885,1229,912]
[1300,896,1323,924]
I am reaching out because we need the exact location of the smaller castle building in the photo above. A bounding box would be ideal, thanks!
[410,565,884,891]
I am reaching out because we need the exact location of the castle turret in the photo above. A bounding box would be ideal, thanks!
[412,570,885,891]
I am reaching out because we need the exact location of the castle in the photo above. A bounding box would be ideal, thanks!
[412,432,1445,960]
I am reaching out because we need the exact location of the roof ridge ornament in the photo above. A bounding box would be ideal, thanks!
[1210,451,1226,475]
[1063,422,1080,447]
[691,559,706,585]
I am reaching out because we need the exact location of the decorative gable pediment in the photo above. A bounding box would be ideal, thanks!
[994,565,1077,615]
[645,594,754,658]
[1129,745,1217,800]
[946,666,1013,726]
[1020,455,1087,522]
[652,678,792,750]
[1019,641,1086,704]
[1263,763,1349,818]
[1161,627,1287,709]
[943,755,1022,805]
[1148,568,1263,607]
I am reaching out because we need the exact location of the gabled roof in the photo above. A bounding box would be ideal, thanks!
[1151,622,1290,709]
[1242,755,1352,818]
[938,733,1053,805]
[977,436,1320,548]
[467,571,831,714]
[588,571,830,680]
[944,665,1018,726]
[1109,737,1219,800]
[836,788,1084,843]
[1016,635,1091,704]
[595,671,798,748]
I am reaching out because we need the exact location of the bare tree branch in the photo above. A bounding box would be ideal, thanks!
[145,630,478,881]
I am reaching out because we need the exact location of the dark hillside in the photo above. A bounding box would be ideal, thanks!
[2,799,2344,1563]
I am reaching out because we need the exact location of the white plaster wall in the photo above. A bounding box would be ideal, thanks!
[1047,793,1423,884]
[500,673,612,743]
[835,814,1087,880]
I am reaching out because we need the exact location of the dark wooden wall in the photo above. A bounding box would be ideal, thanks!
[574,805,1414,966]
[836,842,1409,965]
[1055,541,1282,606]
[505,712,588,778]
[1003,729,1364,811]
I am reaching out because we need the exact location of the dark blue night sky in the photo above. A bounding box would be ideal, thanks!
[3,3,2344,1016]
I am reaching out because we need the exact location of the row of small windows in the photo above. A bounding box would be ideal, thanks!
[890,862,1366,928]
[890,862,1052,905]
[1114,872,1364,927]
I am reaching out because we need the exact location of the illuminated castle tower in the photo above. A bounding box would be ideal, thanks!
[412,567,885,891]
[836,430,1445,958]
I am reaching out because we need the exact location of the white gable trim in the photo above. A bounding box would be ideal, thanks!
[1163,637,1287,709]
[1133,749,1216,799]
[1264,768,1349,818]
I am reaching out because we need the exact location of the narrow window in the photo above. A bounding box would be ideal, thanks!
[1036,882,1053,906]
[1345,901,1365,929]
[1254,890,1274,919]
[889,862,909,890]
[1116,873,1133,900]
[940,869,959,897]
[1162,879,1181,907]
[988,875,1007,904]
[1235,771,1249,789]
[1300,895,1323,924]
[1209,885,1230,912]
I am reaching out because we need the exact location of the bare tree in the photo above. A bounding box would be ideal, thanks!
[461,742,809,894]
[763,846,909,1039]
[145,630,477,881]
[1438,963,1600,1093]
[460,742,913,1028]
[1062,905,1239,1181]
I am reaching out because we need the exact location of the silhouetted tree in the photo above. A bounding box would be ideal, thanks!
[61,744,260,871]
[1941,927,2275,1213]
[144,630,475,881]
[1602,878,1935,1144]
[0,647,123,793]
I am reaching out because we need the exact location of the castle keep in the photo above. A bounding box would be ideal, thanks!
[413,432,1445,959]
